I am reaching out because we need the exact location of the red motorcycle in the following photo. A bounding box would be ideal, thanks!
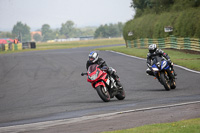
[81,62,125,102]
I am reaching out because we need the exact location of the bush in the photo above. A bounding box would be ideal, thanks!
[123,7,200,40]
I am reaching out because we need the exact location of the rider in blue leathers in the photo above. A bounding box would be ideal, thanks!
[146,44,177,77]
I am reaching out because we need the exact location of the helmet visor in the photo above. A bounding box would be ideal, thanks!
[89,57,94,61]
[149,49,156,53]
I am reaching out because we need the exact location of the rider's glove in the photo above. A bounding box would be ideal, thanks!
[101,66,109,71]
[147,63,152,68]
[81,73,84,76]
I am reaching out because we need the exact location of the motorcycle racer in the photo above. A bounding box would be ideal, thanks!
[86,51,123,88]
[146,44,177,77]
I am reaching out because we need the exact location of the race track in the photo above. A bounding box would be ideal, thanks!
[0,45,200,127]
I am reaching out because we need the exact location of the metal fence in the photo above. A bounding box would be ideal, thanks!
[126,36,200,52]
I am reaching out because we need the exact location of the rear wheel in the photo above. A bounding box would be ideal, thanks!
[96,86,110,102]
[115,87,125,100]
[160,72,171,91]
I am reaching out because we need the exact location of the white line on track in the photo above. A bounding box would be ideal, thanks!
[106,50,200,74]
[0,101,200,133]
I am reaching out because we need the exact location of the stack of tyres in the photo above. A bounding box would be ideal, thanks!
[9,43,13,50]
[30,42,36,48]
[22,42,36,49]
[22,42,30,49]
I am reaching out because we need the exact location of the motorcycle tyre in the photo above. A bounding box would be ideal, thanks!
[96,86,110,102]
[115,87,125,100]
[160,72,171,91]
[171,80,176,89]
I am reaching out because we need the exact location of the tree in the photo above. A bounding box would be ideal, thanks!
[60,20,76,38]
[41,24,51,36]
[0,32,14,38]
[41,24,55,42]
[131,0,149,10]
[94,25,105,38]
[33,33,42,42]
[117,22,124,37]
[94,23,124,38]
[12,22,31,42]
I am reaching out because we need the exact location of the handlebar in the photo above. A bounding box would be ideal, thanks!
[81,72,87,76]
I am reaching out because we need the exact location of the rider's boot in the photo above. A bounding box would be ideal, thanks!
[107,68,123,89]
[112,73,123,89]
[146,68,154,76]
[173,69,177,76]
[171,65,177,76]
[116,78,123,89]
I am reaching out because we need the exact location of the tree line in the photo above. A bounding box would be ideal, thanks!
[0,21,124,42]
[131,0,200,18]
[123,0,200,40]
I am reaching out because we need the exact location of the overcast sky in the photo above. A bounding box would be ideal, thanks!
[0,0,135,31]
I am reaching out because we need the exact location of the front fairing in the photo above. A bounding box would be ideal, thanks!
[87,64,107,83]
[161,60,169,70]
[152,56,169,72]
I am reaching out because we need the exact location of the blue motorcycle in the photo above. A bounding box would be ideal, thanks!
[148,56,176,91]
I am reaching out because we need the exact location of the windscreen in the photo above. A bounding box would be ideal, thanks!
[88,64,98,73]
[153,56,163,64]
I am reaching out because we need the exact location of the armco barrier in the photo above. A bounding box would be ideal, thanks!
[126,37,200,52]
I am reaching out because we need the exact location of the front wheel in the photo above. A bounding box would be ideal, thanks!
[96,86,110,102]
[170,79,176,89]
[160,72,171,91]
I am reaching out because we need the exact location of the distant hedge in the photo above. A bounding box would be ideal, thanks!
[123,7,200,40]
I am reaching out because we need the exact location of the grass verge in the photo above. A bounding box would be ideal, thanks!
[96,46,200,71]
[101,118,200,133]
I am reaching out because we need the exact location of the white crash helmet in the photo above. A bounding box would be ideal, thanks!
[148,44,157,53]
[89,51,99,63]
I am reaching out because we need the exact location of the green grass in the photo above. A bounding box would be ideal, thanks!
[37,38,125,50]
[96,46,200,71]
[101,118,200,133]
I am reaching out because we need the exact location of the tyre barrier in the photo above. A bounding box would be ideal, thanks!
[126,36,200,52]
[0,42,36,52]
[22,42,36,49]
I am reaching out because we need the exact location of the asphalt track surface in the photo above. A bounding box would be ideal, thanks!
[0,45,200,130]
